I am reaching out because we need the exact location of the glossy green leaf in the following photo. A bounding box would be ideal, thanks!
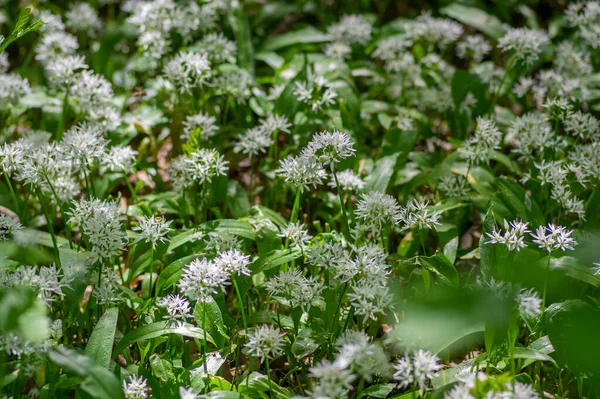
[85,308,118,369]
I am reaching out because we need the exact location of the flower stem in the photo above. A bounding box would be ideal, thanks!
[232,276,248,334]
[36,190,61,269]
[265,356,273,398]
[290,188,301,223]
[56,89,69,141]
[44,175,73,249]
[332,165,351,241]
[4,172,21,218]
[540,253,552,322]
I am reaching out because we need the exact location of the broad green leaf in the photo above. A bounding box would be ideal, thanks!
[480,207,497,280]
[432,358,479,389]
[419,252,459,289]
[252,248,302,274]
[441,4,506,39]
[150,354,176,383]
[48,348,125,399]
[113,322,214,356]
[364,153,399,193]
[85,308,119,369]
[358,383,396,398]
[60,248,91,305]
[261,27,329,52]
[550,256,600,287]
[291,328,327,358]
[204,219,257,240]
[155,254,200,294]
[194,297,228,349]
[255,52,285,70]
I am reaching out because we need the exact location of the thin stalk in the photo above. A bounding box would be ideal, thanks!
[4,172,21,217]
[232,276,248,334]
[202,303,208,374]
[124,171,138,204]
[36,191,61,269]
[290,188,301,223]
[44,175,73,249]
[148,246,155,298]
[332,165,351,241]
[488,56,516,117]
[265,356,273,398]
[56,89,70,141]
[540,253,552,321]
[97,261,104,321]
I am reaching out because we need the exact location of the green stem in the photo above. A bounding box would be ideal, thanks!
[4,172,21,217]
[265,356,273,398]
[44,175,73,249]
[202,302,208,374]
[232,276,248,334]
[148,246,155,298]
[36,190,61,269]
[56,89,69,141]
[332,165,351,241]
[488,56,516,117]
[124,171,137,204]
[540,253,552,322]
[290,188,301,223]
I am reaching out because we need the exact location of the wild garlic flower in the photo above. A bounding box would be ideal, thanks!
[259,114,292,136]
[35,31,79,65]
[71,70,114,114]
[38,10,66,33]
[66,3,103,36]
[60,122,108,170]
[265,269,324,311]
[347,279,392,322]
[94,268,124,306]
[486,220,530,252]
[509,113,558,161]
[530,224,577,252]
[278,221,312,248]
[293,73,338,112]
[123,375,149,399]
[138,30,170,59]
[327,14,372,45]
[555,42,592,77]
[566,1,600,48]
[135,216,172,247]
[213,68,252,104]
[438,174,469,197]
[0,74,31,107]
[197,32,237,64]
[0,214,23,240]
[563,111,600,140]
[309,360,356,399]
[355,191,400,233]
[102,146,138,174]
[179,387,197,399]
[68,198,127,260]
[204,232,242,253]
[276,155,327,192]
[327,169,364,191]
[163,51,211,94]
[6,265,67,306]
[404,13,463,48]
[402,199,442,230]
[498,28,550,65]
[182,112,218,141]
[372,37,411,62]
[0,53,8,73]
[45,54,88,89]
[324,42,352,60]
[459,117,502,165]
[456,35,492,63]
[234,127,273,157]
[214,249,251,276]
[178,258,230,302]
[335,244,391,285]
[393,350,441,393]
[157,294,192,327]
[305,241,349,270]
[543,97,572,121]
[334,331,391,382]
[518,289,542,318]
[172,149,229,189]
[244,325,285,362]
[301,130,355,168]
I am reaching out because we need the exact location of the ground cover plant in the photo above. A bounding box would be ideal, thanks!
[1,0,600,398]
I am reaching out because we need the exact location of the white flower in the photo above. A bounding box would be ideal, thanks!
[214,249,251,276]
[102,146,138,174]
[35,31,78,64]
[309,360,356,399]
[135,216,172,247]
[405,13,463,48]
[0,74,31,107]
[204,232,242,253]
[498,28,550,65]
[459,117,502,165]
[457,35,491,63]
[197,32,237,64]
[518,289,542,318]
[530,224,577,252]
[179,386,197,399]
[0,214,23,240]
[38,10,66,33]
[259,114,291,136]
[45,54,88,89]
[60,122,108,170]
[293,72,337,112]
[264,269,324,311]
[163,51,211,94]
[347,279,392,322]
[301,130,356,168]
[324,41,352,59]
[393,350,441,393]
[276,155,327,192]
[178,258,230,302]
[402,199,442,230]
[234,127,273,157]
[328,170,364,191]
[355,191,400,232]
[71,70,114,114]
[334,330,391,382]
[157,294,192,327]
[182,112,218,141]
[327,14,372,45]
[438,174,469,197]
[486,220,530,252]
[563,111,600,140]
[123,375,149,399]
[244,325,285,362]
[171,149,229,189]
[278,221,312,248]
[66,3,103,35]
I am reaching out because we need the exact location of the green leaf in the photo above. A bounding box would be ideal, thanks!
[358,383,396,398]
[252,248,302,274]
[113,322,214,357]
[85,308,119,369]
[440,4,506,39]
[12,8,32,35]
[255,52,285,70]
[550,256,600,287]
[155,254,200,294]
[261,27,329,52]
[150,354,176,383]
[364,153,399,193]
[432,358,479,389]
[513,346,556,369]
[60,248,91,305]
[48,347,125,399]
[194,297,228,349]
[291,328,327,358]
[204,219,257,241]
[480,207,497,281]
[419,252,459,289]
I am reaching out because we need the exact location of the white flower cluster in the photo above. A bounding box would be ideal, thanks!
[264,269,324,311]
[487,220,577,253]
[171,148,229,191]
[293,71,338,112]
[0,265,67,306]
[243,324,285,362]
